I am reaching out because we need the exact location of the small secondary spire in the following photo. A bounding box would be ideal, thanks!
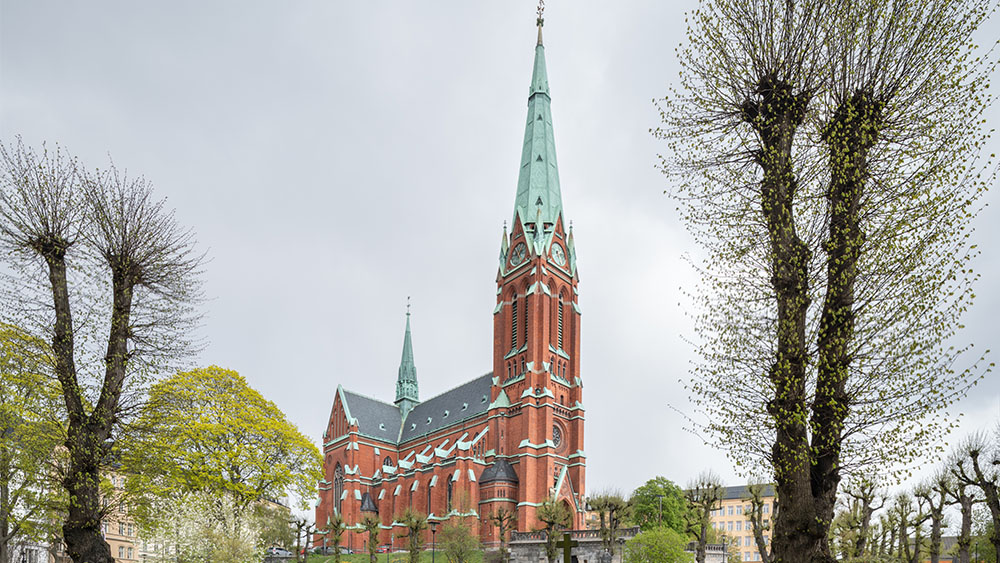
[395,300,419,419]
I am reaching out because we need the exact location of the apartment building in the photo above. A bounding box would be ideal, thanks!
[708,484,775,562]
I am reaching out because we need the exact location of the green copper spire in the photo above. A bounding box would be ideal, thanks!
[395,300,419,419]
[512,15,563,246]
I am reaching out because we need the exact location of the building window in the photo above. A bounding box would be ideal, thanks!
[119,547,125,558]
[511,296,518,348]
[427,484,432,515]
[557,293,564,349]
[334,463,344,515]
[447,481,453,512]
[128,547,133,559]
[119,522,125,535]
[728,506,734,516]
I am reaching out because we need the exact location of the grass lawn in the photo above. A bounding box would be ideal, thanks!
[304,551,485,563]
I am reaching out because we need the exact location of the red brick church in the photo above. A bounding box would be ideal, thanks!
[315,18,585,549]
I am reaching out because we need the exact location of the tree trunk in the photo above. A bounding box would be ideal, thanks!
[955,494,973,563]
[744,74,823,563]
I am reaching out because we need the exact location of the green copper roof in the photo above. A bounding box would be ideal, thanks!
[395,309,419,418]
[512,25,563,237]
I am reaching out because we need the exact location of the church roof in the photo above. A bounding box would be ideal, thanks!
[340,372,492,446]
[399,373,493,443]
[479,458,519,484]
[359,491,378,514]
[340,390,402,443]
[512,24,564,248]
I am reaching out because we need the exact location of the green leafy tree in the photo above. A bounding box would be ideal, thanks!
[399,508,427,563]
[0,324,64,563]
[360,514,380,563]
[623,526,693,563]
[656,0,996,559]
[124,366,321,560]
[0,138,205,563]
[536,499,571,563]
[629,477,686,533]
[439,521,478,563]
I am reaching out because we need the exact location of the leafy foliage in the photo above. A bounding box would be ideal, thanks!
[124,366,321,560]
[0,324,65,562]
[623,527,693,563]
[628,477,687,534]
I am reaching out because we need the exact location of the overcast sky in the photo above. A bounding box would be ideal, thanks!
[2,1,998,502]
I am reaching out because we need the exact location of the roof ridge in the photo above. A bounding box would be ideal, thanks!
[342,388,399,409]
[415,372,493,404]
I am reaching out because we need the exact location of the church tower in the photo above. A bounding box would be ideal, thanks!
[490,14,585,529]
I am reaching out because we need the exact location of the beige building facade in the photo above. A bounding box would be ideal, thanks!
[708,484,775,562]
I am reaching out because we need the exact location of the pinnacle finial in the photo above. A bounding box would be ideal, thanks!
[536,0,545,44]
[406,296,411,317]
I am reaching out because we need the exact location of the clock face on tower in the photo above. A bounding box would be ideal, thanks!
[551,243,566,266]
[510,242,527,267]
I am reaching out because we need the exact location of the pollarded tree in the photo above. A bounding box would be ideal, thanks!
[398,507,427,563]
[0,138,204,563]
[360,514,380,563]
[655,0,996,559]
[589,491,630,559]
[952,427,1000,559]
[683,473,723,563]
[536,499,571,563]
[487,507,517,561]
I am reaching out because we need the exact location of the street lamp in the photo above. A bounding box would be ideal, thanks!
[430,521,438,563]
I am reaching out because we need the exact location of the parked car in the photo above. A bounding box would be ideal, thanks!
[376,545,391,553]
[265,546,292,557]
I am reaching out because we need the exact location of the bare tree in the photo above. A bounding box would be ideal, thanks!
[915,473,952,563]
[0,138,203,563]
[952,428,1000,559]
[744,483,774,563]
[656,0,996,559]
[684,472,723,563]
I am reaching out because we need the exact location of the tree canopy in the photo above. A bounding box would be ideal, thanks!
[0,324,64,563]
[124,366,321,561]
[629,476,687,534]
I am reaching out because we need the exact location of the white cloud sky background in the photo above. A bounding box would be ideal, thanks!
[2,0,998,503]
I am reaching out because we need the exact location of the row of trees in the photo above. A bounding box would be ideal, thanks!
[829,426,1000,563]
[658,0,997,558]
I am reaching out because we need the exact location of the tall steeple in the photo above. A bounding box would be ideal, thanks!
[395,300,419,419]
[512,11,564,248]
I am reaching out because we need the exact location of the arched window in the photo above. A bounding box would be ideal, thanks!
[447,480,454,512]
[550,356,555,375]
[334,463,344,515]
[558,292,565,350]
[523,294,529,347]
[427,483,432,515]
[383,456,392,467]
[511,295,518,348]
